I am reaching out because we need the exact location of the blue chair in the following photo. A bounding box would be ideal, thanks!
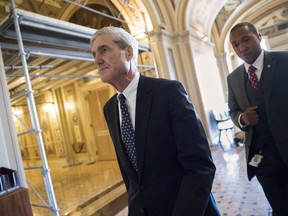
[212,110,235,148]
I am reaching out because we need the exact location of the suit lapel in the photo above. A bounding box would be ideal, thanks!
[262,51,276,114]
[108,96,127,158]
[236,65,251,108]
[108,95,121,141]
[107,95,138,180]
[135,75,153,181]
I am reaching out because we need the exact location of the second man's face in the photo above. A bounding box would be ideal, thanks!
[230,25,262,64]
[91,35,130,85]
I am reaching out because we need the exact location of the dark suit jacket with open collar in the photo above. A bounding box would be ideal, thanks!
[227,50,288,180]
[103,74,219,216]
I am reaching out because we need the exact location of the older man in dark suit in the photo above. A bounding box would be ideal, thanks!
[227,22,288,216]
[90,26,220,216]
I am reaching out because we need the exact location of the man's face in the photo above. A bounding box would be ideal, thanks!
[91,35,130,85]
[230,25,262,64]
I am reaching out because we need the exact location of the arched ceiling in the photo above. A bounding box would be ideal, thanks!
[187,0,227,38]
[1,0,287,49]
[0,0,287,104]
[174,0,288,52]
[210,0,288,52]
[0,0,152,39]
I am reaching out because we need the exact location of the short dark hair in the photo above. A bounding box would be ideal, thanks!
[230,22,259,36]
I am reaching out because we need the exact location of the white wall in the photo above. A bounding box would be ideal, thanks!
[0,45,27,187]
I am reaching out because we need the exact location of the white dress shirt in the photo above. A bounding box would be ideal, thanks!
[117,71,140,130]
[244,50,264,81]
[239,50,264,128]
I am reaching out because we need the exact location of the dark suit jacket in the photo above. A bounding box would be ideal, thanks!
[227,51,288,180]
[104,75,220,216]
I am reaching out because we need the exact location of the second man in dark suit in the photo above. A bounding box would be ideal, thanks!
[227,22,288,216]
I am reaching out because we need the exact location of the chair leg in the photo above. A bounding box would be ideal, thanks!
[225,129,231,143]
[218,130,223,149]
[229,128,237,147]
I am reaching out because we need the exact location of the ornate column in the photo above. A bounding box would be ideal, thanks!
[0,45,27,187]
[215,52,231,102]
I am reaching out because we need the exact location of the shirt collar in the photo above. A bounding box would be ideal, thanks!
[244,50,264,72]
[117,71,140,101]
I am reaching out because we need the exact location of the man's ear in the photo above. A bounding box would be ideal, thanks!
[258,33,262,41]
[125,45,134,60]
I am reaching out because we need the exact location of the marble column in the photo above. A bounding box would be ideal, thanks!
[0,45,27,187]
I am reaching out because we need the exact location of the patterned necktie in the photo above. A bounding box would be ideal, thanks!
[248,65,258,89]
[118,94,138,171]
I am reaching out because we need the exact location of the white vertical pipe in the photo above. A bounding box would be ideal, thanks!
[10,0,60,215]
[0,44,27,187]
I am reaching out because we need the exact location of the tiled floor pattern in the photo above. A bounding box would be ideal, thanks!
[211,144,271,216]
[24,159,123,216]
[25,142,272,216]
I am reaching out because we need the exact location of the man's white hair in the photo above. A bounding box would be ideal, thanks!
[91,26,139,68]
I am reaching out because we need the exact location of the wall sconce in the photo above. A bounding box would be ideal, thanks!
[43,103,55,112]
[12,108,24,116]
[64,102,75,111]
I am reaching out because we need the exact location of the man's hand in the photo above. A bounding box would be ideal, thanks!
[241,106,259,126]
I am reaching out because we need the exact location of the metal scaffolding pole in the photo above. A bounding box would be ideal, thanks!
[1,1,156,215]
[9,0,60,215]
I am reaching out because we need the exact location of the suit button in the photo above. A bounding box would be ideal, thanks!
[140,207,147,216]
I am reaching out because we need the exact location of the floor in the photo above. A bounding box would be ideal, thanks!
[25,138,272,216]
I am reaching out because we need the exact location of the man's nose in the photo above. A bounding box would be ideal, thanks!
[93,53,103,65]
[238,43,246,52]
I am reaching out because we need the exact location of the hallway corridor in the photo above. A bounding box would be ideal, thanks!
[26,144,271,216]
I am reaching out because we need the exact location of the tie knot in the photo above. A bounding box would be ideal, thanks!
[248,65,257,74]
[247,65,259,89]
[118,94,126,103]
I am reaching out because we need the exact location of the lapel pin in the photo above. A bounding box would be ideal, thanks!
[267,64,271,68]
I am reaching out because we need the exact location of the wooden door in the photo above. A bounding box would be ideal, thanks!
[88,87,116,160]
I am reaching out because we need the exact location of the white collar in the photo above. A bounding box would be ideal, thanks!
[244,50,264,72]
